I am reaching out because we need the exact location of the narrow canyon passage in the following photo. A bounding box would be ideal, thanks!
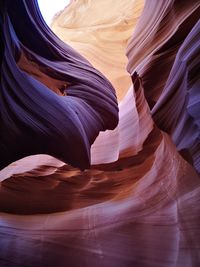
[0,1,200,266]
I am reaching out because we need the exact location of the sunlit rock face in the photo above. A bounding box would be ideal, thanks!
[0,0,200,267]
[51,0,144,100]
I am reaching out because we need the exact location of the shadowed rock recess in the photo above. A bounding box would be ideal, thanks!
[0,0,200,267]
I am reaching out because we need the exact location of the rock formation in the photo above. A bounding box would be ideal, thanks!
[51,0,144,100]
[126,0,200,173]
[0,0,118,171]
[0,0,200,266]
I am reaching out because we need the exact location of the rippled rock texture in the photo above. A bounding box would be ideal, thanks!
[0,0,200,267]
[126,0,200,172]
[0,0,118,171]
[51,0,144,100]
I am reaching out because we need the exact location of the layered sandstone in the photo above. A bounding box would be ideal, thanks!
[0,1,200,267]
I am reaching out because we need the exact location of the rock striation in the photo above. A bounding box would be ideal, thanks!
[0,0,118,171]
[126,0,200,172]
[51,0,144,100]
[0,0,200,267]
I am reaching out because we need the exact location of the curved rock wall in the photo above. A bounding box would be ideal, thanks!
[0,0,200,267]
[0,0,118,170]
[51,0,144,100]
[126,0,200,172]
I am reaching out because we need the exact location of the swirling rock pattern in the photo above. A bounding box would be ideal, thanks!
[0,0,118,171]
[126,0,200,172]
[0,0,200,267]
[51,0,144,100]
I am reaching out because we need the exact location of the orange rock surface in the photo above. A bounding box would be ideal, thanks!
[0,1,200,266]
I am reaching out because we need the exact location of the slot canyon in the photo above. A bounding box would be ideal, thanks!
[0,0,200,266]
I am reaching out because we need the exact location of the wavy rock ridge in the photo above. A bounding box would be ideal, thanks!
[51,0,144,100]
[0,0,118,170]
[0,0,200,267]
